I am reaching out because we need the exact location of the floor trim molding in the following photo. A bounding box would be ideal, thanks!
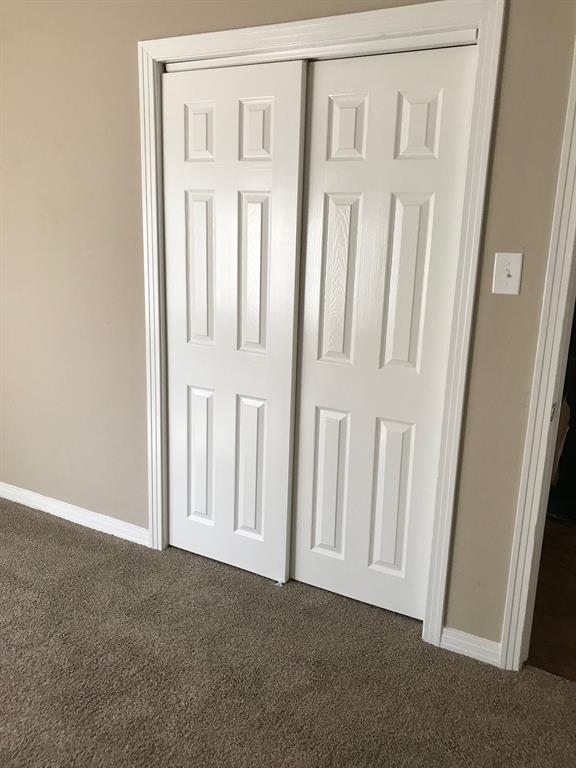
[0,482,151,547]
[440,627,503,668]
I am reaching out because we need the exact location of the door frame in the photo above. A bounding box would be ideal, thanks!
[138,0,505,648]
[500,39,576,671]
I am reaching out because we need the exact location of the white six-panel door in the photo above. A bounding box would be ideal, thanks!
[164,47,477,619]
[163,62,305,581]
[293,47,476,618]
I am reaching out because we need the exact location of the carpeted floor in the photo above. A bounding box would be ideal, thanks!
[1,499,575,768]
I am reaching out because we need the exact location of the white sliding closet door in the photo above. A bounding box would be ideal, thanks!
[163,62,305,581]
[293,47,476,618]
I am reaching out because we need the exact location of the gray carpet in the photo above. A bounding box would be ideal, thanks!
[1,499,575,768]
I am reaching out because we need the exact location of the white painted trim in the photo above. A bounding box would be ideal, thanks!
[142,2,488,65]
[138,0,505,648]
[440,627,503,667]
[139,42,167,552]
[164,29,479,73]
[422,0,505,645]
[0,483,151,547]
[501,39,576,672]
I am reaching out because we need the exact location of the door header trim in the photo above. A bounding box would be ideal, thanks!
[142,2,486,69]
[163,28,478,73]
[138,0,505,653]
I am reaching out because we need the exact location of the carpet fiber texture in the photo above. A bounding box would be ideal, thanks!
[1,498,575,767]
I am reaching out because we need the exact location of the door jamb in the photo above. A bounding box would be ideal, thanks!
[500,39,576,671]
[138,0,505,648]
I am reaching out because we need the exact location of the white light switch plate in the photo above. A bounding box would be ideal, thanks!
[492,252,523,295]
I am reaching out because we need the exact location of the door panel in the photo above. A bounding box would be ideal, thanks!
[163,61,305,581]
[293,47,476,618]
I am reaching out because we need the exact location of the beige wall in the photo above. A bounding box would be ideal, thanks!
[0,0,574,642]
[446,0,576,639]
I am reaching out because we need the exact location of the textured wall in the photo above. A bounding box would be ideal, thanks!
[1,0,574,642]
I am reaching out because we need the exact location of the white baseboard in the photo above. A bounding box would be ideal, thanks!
[0,482,151,547]
[440,627,503,668]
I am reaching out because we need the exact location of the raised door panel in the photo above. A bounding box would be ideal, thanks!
[327,95,368,160]
[235,396,266,539]
[395,91,442,159]
[238,192,270,353]
[318,195,361,363]
[185,102,215,161]
[312,408,349,557]
[240,98,273,160]
[187,387,214,524]
[380,194,433,370]
[369,418,413,572]
[186,192,214,344]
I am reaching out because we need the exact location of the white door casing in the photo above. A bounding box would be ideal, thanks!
[293,47,477,619]
[141,1,504,654]
[163,61,305,581]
